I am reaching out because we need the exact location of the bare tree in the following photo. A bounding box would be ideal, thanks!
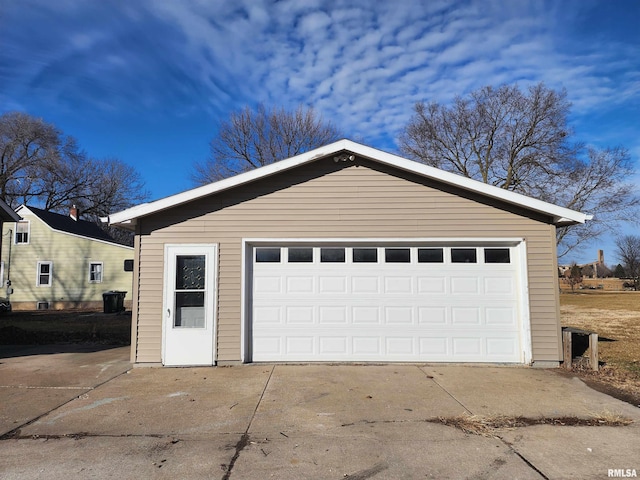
[191,104,342,184]
[39,157,149,218]
[0,111,149,244]
[0,112,61,205]
[615,235,640,290]
[399,83,639,256]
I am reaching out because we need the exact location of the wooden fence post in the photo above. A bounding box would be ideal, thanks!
[589,333,599,371]
[563,330,572,370]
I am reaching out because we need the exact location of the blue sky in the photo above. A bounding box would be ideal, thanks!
[1,0,638,265]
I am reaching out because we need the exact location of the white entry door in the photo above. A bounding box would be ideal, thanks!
[163,244,217,366]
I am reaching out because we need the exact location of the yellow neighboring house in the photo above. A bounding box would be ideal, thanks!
[1,205,133,310]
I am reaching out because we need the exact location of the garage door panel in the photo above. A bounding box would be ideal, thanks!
[384,306,414,324]
[451,307,481,325]
[352,276,380,293]
[318,306,348,324]
[286,306,314,324]
[485,307,517,326]
[287,276,314,293]
[319,276,347,293]
[254,306,282,324]
[384,276,414,293]
[418,276,447,293]
[484,276,514,294]
[487,337,518,356]
[419,337,449,355]
[254,276,282,294]
[352,336,382,355]
[450,276,480,294]
[320,336,348,354]
[353,306,380,324]
[254,337,281,356]
[252,244,524,363]
[452,337,482,356]
[386,337,415,355]
[418,307,447,324]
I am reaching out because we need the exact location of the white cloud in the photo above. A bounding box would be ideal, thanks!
[2,0,638,156]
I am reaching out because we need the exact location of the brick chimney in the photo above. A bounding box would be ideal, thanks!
[598,249,604,264]
[70,205,79,221]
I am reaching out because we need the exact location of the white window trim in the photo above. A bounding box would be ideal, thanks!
[36,261,53,287]
[15,220,30,245]
[89,261,104,283]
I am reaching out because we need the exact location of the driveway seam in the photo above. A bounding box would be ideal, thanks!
[0,385,94,390]
[418,366,550,479]
[417,366,472,414]
[503,443,549,480]
[220,364,275,480]
[0,365,132,440]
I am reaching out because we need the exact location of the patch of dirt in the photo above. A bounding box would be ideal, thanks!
[434,412,633,437]
[556,366,640,409]
[0,310,131,345]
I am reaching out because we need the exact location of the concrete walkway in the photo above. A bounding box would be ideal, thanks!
[1,346,639,479]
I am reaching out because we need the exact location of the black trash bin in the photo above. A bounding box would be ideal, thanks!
[103,291,127,313]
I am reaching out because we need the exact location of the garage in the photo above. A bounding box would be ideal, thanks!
[106,139,588,367]
[250,242,529,363]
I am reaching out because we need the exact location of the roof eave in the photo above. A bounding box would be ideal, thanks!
[106,139,589,228]
[106,140,354,226]
[0,199,21,222]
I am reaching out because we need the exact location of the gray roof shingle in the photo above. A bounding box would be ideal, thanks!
[27,206,116,243]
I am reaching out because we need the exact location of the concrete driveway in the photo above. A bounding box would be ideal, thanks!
[1,346,639,479]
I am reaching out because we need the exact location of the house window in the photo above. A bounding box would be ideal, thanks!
[15,221,29,244]
[89,262,103,283]
[37,261,52,287]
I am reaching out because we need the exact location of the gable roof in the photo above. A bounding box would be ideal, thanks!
[105,139,590,229]
[19,205,120,244]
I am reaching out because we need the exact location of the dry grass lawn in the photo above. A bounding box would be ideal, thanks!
[560,291,640,402]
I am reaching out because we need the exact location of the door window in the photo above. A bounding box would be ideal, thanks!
[174,255,206,328]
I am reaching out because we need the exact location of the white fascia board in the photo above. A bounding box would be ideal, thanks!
[243,237,526,245]
[107,139,588,226]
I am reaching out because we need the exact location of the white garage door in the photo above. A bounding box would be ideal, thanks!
[251,244,525,363]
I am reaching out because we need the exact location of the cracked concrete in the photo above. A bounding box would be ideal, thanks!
[1,346,639,479]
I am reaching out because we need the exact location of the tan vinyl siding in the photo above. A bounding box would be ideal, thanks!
[133,158,562,363]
